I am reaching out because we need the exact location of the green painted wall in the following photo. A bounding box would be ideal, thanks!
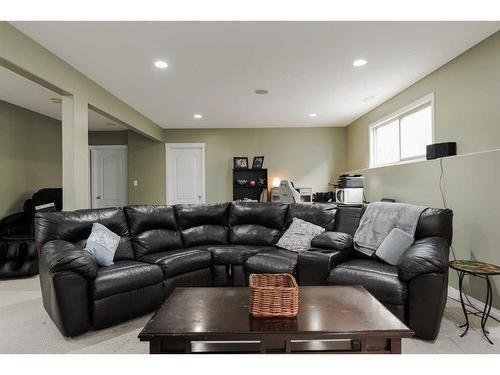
[127,131,166,205]
[0,100,62,216]
[88,131,128,145]
[346,31,500,170]
[345,32,500,308]
[164,127,346,203]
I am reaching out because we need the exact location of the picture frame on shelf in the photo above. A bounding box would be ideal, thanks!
[233,157,249,169]
[252,156,264,169]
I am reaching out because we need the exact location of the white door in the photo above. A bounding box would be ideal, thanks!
[90,146,128,208]
[166,143,205,205]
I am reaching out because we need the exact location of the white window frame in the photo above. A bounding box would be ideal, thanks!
[369,93,435,168]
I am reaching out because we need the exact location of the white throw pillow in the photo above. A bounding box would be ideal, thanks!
[276,217,326,252]
[84,223,120,266]
[375,228,414,265]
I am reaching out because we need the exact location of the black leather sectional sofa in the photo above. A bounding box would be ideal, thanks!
[35,202,452,340]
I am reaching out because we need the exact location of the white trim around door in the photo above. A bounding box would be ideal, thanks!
[89,145,128,208]
[165,143,206,205]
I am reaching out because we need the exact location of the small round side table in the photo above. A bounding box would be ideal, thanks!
[449,260,500,345]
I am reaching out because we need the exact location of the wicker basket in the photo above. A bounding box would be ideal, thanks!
[249,273,299,318]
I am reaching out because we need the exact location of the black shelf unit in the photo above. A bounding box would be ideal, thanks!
[233,168,268,201]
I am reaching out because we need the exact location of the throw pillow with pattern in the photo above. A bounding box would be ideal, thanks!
[84,222,120,266]
[276,217,325,252]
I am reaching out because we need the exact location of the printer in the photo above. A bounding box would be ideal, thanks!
[334,174,364,204]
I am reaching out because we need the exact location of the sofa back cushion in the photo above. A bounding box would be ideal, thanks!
[35,207,134,261]
[229,202,288,246]
[333,205,453,246]
[124,205,182,258]
[285,203,337,230]
[415,208,453,245]
[175,203,229,247]
[332,205,366,236]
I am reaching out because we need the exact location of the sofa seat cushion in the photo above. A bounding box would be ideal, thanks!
[245,248,298,274]
[203,245,275,265]
[327,259,407,305]
[91,260,163,300]
[140,248,212,278]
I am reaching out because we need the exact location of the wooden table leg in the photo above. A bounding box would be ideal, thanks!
[389,338,402,354]
[150,339,162,354]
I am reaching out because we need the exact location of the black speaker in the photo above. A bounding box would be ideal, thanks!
[426,142,456,160]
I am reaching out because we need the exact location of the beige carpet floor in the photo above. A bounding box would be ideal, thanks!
[1,275,499,354]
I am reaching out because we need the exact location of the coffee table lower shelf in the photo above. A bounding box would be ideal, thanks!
[142,336,403,354]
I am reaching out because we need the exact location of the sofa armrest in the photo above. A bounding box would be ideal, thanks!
[398,237,449,282]
[310,231,353,252]
[41,240,97,280]
[297,248,352,285]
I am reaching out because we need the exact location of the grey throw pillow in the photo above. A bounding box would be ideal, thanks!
[276,217,325,252]
[375,228,414,265]
[84,223,120,267]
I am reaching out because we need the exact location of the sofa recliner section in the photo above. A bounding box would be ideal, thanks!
[35,202,452,340]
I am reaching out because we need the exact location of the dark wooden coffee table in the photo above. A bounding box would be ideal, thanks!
[139,286,413,354]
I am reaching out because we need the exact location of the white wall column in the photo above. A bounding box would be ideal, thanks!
[62,95,89,210]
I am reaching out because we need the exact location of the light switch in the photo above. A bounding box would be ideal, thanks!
[133,180,138,187]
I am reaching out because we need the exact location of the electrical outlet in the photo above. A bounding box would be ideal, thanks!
[133,180,138,187]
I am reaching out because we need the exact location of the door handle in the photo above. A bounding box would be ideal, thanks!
[96,196,101,200]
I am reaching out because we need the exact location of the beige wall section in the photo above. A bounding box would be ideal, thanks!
[345,32,500,308]
[164,127,346,203]
[127,131,166,205]
[0,100,62,217]
[346,31,500,170]
[88,131,128,145]
[0,22,163,141]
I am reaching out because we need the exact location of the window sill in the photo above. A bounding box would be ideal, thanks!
[367,157,427,170]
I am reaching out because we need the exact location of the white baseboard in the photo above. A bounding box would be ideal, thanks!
[447,286,500,322]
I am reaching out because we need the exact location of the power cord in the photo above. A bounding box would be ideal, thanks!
[439,157,487,315]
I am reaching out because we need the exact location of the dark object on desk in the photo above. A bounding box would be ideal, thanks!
[233,169,267,201]
[426,142,456,160]
[335,174,364,189]
[313,191,334,203]
[449,260,500,345]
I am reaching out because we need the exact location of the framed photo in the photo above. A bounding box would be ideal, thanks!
[233,157,249,169]
[252,156,264,169]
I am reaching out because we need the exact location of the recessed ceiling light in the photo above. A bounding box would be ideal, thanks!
[309,113,317,118]
[154,60,168,69]
[193,114,203,119]
[50,97,62,104]
[254,89,269,95]
[353,59,367,67]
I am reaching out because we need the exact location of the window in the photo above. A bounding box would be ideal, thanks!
[370,94,433,167]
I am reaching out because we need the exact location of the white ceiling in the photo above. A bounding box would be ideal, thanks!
[10,21,500,129]
[0,66,127,131]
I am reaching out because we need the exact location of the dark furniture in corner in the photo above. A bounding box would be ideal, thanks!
[233,168,268,201]
[139,286,413,354]
[35,202,452,340]
[0,188,62,278]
